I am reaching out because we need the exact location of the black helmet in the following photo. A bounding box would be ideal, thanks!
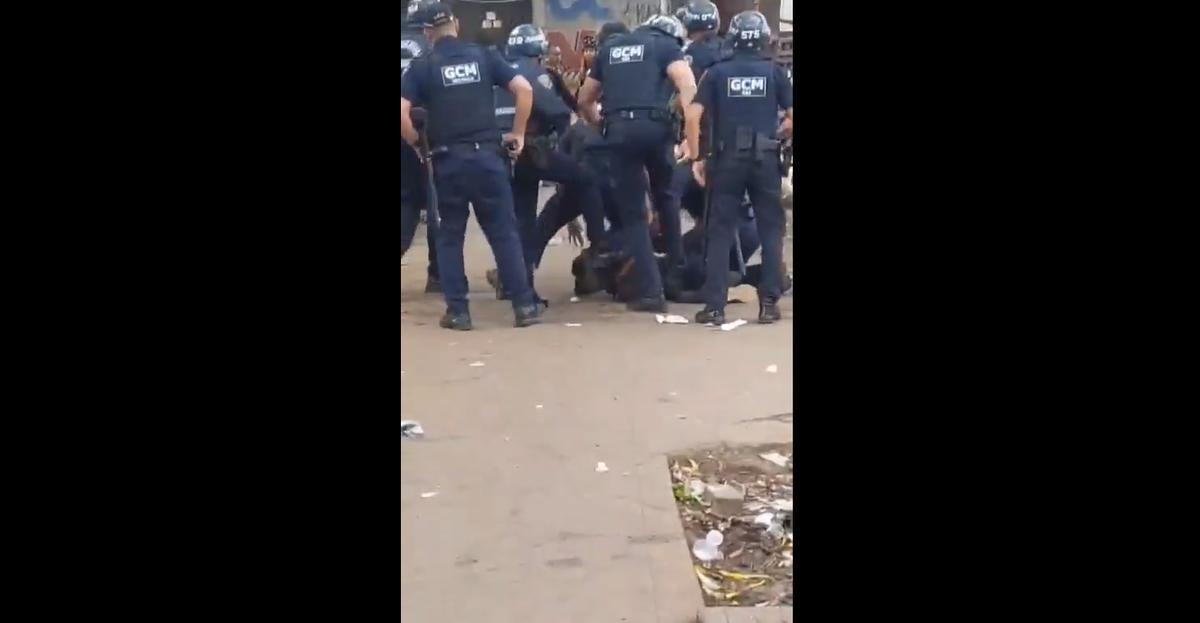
[642,14,686,45]
[507,24,548,58]
[728,11,770,51]
[675,1,720,34]
[405,1,430,28]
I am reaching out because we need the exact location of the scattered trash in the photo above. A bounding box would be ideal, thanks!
[468,361,486,367]
[669,391,678,397]
[765,364,779,374]
[655,314,690,324]
[759,451,789,467]
[595,462,609,473]
[704,482,747,518]
[401,257,409,266]
[692,529,725,562]
[420,491,438,499]
[565,323,583,327]
[676,414,687,419]
[401,420,425,439]
[720,319,748,331]
[621,471,630,477]
[569,296,580,303]
[670,443,794,607]
[535,404,544,410]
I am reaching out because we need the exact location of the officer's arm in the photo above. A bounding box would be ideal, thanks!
[577,77,603,127]
[684,102,704,162]
[506,75,534,137]
[401,97,419,148]
[666,60,697,110]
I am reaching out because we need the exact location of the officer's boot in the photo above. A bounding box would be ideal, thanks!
[627,297,669,313]
[513,303,543,328]
[758,298,782,324]
[485,269,510,301]
[695,307,726,325]
[439,311,473,331]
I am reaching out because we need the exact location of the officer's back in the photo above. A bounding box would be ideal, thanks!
[400,0,541,330]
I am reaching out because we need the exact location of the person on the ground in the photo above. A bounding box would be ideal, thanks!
[401,1,541,331]
[577,14,697,313]
[684,10,793,325]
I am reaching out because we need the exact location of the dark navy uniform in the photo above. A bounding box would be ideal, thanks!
[402,30,538,325]
[400,27,439,287]
[589,20,688,308]
[693,11,792,324]
[493,51,608,300]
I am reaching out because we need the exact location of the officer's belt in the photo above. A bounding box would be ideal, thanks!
[606,109,671,122]
[430,140,502,156]
[715,133,782,155]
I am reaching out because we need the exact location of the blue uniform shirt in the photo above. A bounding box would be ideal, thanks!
[402,36,518,105]
[696,51,793,145]
[589,28,684,112]
[402,36,521,146]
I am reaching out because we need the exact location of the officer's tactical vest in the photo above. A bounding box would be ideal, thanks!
[493,56,571,136]
[599,31,672,113]
[711,57,779,150]
[425,46,501,148]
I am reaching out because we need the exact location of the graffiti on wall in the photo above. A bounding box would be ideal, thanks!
[541,0,663,70]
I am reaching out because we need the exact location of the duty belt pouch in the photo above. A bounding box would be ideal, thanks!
[734,127,757,161]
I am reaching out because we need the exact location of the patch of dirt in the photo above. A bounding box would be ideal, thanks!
[668,443,793,607]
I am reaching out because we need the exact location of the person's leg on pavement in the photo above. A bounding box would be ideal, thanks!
[648,143,684,271]
[700,162,748,320]
[509,161,542,293]
[431,153,472,323]
[532,192,582,269]
[468,150,539,324]
[539,150,607,249]
[609,128,664,307]
[747,158,785,320]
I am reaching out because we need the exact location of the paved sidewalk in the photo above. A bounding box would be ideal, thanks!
[402,219,793,622]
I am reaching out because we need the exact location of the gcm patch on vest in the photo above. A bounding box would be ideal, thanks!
[440,63,481,87]
[609,45,645,64]
[727,76,767,98]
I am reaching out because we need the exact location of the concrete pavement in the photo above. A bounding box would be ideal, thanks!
[402,213,793,622]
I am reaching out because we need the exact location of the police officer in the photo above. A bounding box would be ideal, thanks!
[401,1,441,292]
[401,2,541,330]
[486,24,609,303]
[684,11,793,325]
[577,14,696,313]
[676,0,724,83]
